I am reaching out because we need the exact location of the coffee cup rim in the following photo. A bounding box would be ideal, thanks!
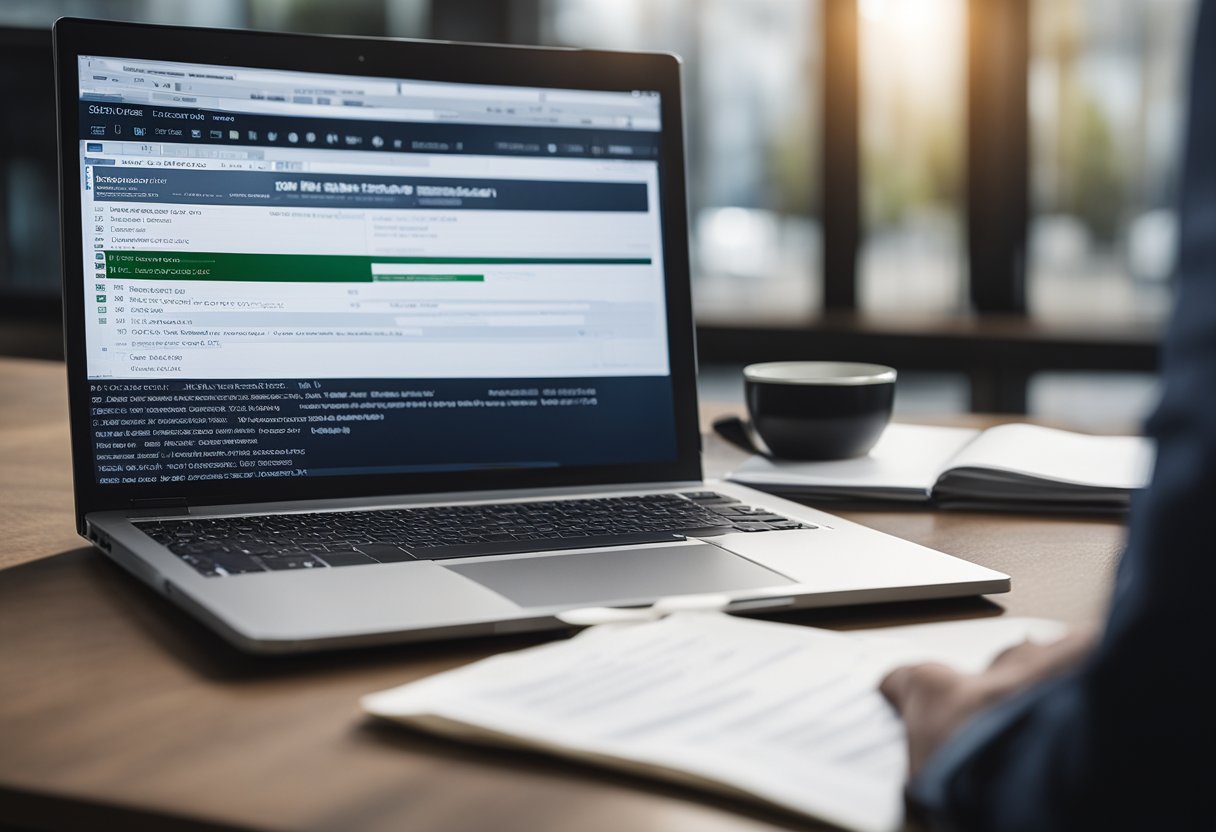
[743,361,897,386]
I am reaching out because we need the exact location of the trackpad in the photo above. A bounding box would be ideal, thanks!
[444,543,794,609]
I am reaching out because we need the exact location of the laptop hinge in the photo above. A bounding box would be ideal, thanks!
[129,496,189,510]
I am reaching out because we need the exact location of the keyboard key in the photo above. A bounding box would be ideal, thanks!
[318,551,378,567]
[354,543,416,563]
[731,522,777,532]
[262,555,326,570]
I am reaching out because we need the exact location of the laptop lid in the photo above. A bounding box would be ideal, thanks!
[54,18,702,533]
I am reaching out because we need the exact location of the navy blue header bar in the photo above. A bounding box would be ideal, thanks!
[89,168,648,211]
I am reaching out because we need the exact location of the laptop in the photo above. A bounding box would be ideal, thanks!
[53,17,1008,654]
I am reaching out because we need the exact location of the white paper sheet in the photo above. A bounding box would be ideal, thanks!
[362,613,1068,832]
[941,423,1154,490]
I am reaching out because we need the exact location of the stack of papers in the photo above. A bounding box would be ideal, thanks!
[362,612,1068,832]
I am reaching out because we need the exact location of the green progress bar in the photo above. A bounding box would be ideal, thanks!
[103,251,651,282]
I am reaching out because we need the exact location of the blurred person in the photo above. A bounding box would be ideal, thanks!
[879,5,1216,829]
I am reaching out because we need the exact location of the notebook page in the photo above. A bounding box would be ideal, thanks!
[727,423,979,497]
[941,423,1154,490]
[362,613,1066,832]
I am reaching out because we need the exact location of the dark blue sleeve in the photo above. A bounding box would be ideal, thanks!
[907,6,1216,828]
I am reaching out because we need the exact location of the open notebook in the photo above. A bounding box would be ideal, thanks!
[727,422,1154,511]
[362,610,1067,832]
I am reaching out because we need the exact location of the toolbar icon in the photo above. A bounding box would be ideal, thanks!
[267,131,279,142]
[305,132,316,143]
[229,130,240,140]
[248,130,258,141]
[371,135,384,148]
[288,132,299,143]
[191,129,202,139]
[325,133,339,145]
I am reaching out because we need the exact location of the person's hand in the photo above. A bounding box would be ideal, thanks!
[879,626,1098,777]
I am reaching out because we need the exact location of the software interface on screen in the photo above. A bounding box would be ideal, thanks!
[76,55,676,486]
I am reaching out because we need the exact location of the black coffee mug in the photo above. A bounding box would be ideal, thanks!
[743,361,896,460]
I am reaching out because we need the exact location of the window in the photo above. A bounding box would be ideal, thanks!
[1028,0,1197,325]
[542,0,821,324]
[858,0,966,316]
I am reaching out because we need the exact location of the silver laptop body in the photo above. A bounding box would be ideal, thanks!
[55,18,1008,653]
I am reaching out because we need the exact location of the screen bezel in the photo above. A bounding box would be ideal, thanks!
[54,17,702,532]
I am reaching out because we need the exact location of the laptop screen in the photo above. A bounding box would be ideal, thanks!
[74,55,678,488]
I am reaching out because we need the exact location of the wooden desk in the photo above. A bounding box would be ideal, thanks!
[0,357,1128,831]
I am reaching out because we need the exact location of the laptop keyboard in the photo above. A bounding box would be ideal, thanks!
[135,491,814,578]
